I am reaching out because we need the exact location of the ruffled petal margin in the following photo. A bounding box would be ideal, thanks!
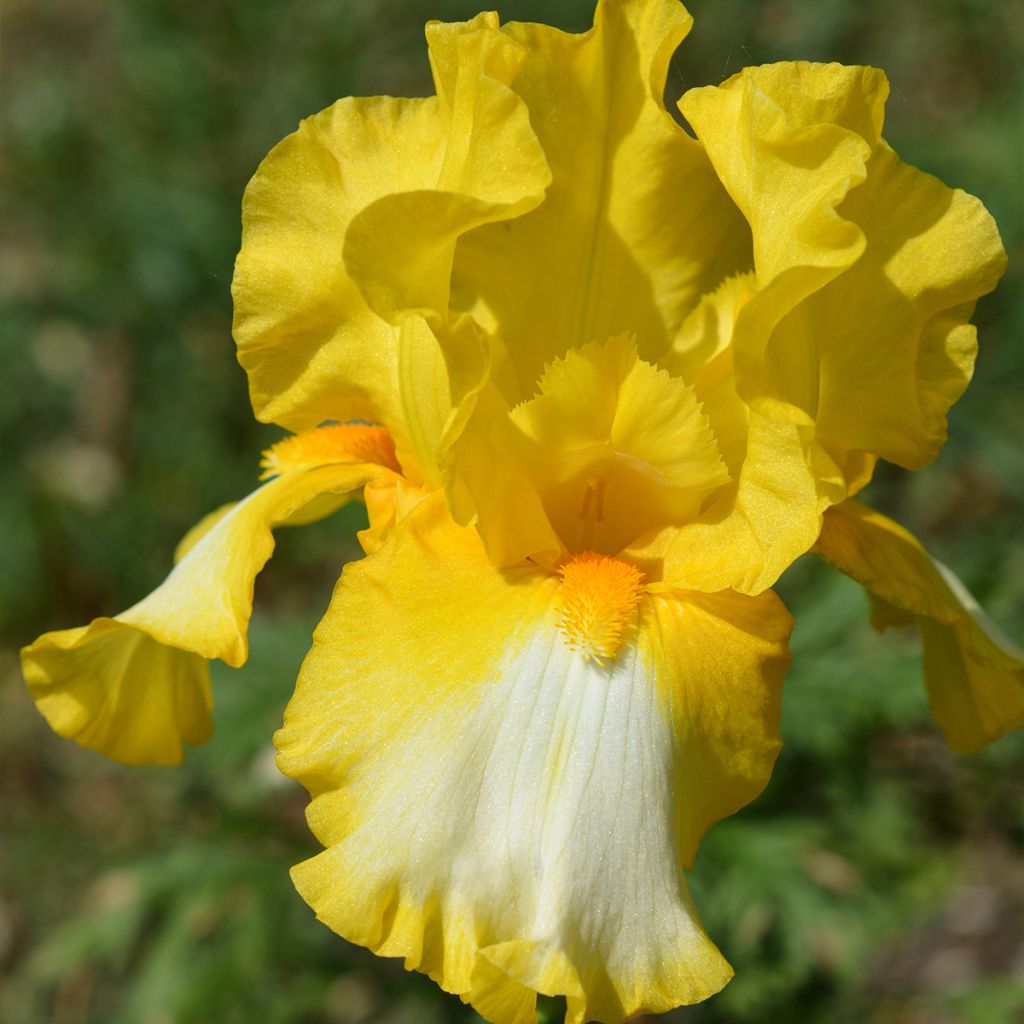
[451,0,750,400]
[232,10,550,474]
[681,61,1005,479]
[22,450,398,765]
[276,492,791,1023]
[813,500,1024,752]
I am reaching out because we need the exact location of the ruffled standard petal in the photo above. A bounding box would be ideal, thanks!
[342,16,550,325]
[680,62,885,428]
[233,13,550,467]
[450,0,751,400]
[791,143,1006,471]
[21,428,400,764]
[814,500,1024,752]
[681,63,1006,479]
[232,95,443,445]
[276,493,791,1023]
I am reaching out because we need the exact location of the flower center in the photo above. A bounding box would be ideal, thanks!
[557,552,644,664]
[260,424,400,478]
[510,335,729,555]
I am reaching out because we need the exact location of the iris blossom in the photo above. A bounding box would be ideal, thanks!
[22,0,1022,1020]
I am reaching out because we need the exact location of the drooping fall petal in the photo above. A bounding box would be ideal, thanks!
[276,492,791,1024]
[814,500,1024,752]
[21,428,400,764]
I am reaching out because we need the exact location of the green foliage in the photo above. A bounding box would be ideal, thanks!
[2,0,1021,1022]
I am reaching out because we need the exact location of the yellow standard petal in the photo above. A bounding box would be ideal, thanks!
[814,500,1024,752]
[450,0,751,398]
[276,492,792,1023]
[631,276,826,594]
[790,142,1006,471]
[680,63,884,427]
[680,62,1006,479]
[232,12,550,471]
[21,425,400,764]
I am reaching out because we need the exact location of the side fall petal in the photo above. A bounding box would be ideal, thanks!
[813,500,1024,752]
[21,429,400,765]
[275,492,791,1023]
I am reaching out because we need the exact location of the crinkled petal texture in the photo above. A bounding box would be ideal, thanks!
[680,62,1006,482]
[22,454,398,765]
[814,500,1024,752]
[276,493,791,1023]
[232,11,550,471]
[448,0,750,394]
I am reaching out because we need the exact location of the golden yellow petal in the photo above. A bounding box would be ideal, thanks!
[233,95,443,454]
[342,17,550,324]
[628,278,825,594]
[450,0,751,400]
[681,62,1006,481]
[22,620,211,766]
[509,334,729,555]
[680,62,886,420]
[233,15,550,475]
[794,143,1006,470]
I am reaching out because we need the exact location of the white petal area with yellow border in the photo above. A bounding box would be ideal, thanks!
[277,494,790,1023]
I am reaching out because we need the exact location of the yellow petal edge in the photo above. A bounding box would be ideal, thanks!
[814,500,1024,752]
[22,430,400,765]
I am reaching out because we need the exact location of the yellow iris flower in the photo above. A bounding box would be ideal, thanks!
[21,0,1022,1020]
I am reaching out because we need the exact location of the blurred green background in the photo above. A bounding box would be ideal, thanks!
[2,0,1022,1022]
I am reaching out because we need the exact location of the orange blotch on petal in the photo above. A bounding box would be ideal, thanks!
[558,552,645,664]
[260,424,401,479]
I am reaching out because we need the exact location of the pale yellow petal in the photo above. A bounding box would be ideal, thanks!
[276,492,792,1022]
[22,621,211,766]
[814,500,1024,752]
[121,462,392,668]
[21,432,399,765]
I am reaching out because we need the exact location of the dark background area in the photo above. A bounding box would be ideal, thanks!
[2,1,1022,1022]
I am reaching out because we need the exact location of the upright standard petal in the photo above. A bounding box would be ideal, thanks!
[21,427,400,764]
[793,143,1006,471]
[276,493,791,1023]
[342,16,551,324]
[813,500,1024,752]
[233,12,550,469]
[450,0,751,398]
[681,62,1006,478]
[232,96,443,444]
